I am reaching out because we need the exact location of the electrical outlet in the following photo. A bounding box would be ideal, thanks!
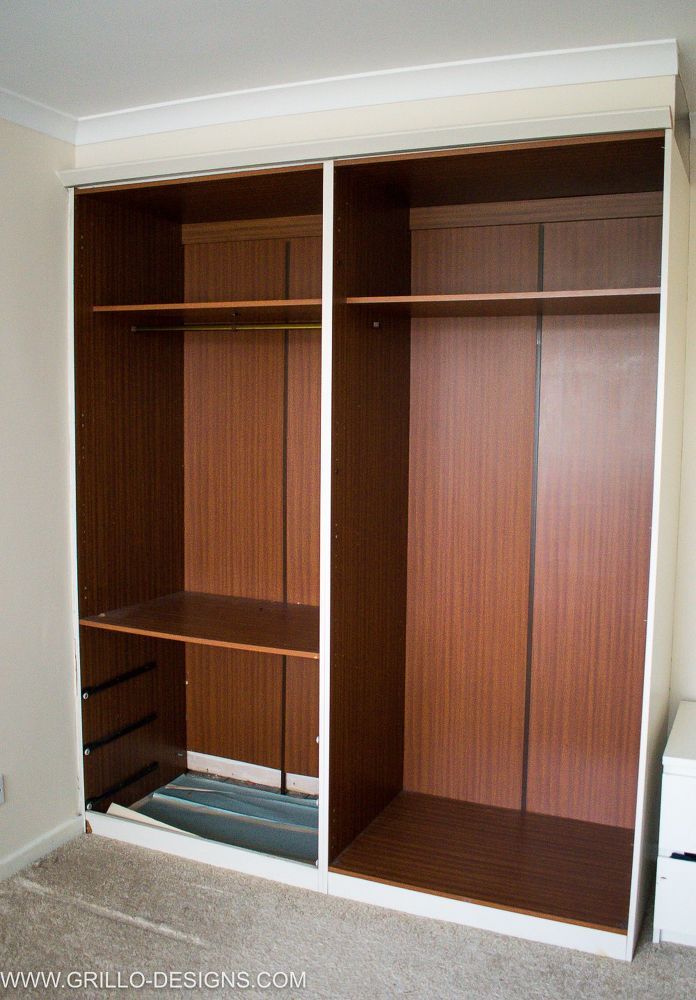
[0,774,4,805]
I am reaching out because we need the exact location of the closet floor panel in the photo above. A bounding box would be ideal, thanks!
[330,791,633,931]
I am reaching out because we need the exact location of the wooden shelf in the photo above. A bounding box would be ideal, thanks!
[345,288,660,317]
[80,592,319,659]
[330,792,633,932]
[93,299,322,325]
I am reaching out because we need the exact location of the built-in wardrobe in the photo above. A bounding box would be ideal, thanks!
[72,129,687,958]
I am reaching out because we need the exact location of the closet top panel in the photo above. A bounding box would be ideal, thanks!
[76,164,323,224]
[336,132,665,207]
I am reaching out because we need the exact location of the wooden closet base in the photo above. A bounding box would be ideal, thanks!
[330,791,633,932]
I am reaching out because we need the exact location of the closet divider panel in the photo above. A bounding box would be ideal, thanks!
[526,313,658,827]
[404,318,537,806]
[329,172,412,859]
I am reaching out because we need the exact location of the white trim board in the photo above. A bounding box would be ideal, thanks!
[186,751,319,797]
[327,873,630,960]
[0,816,83,881]
[57,106,673,189]
[87,811,320,892]
[1,40,678,148]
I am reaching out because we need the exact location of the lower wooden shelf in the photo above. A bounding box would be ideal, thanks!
[80,591,320,659]
[330,791,633,931]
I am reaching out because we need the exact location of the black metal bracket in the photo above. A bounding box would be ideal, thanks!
[81,661,156,700]
[85,761,158,810]
[83,712,157,756]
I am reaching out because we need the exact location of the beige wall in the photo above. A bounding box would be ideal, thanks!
[671,135,696,713]
[0,118,80,876]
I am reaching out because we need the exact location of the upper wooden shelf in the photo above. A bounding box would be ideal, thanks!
[345,288,660,317]
[93,300,322,325]
[80,591,320,659]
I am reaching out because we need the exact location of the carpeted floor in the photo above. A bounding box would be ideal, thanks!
[0,836,694,999]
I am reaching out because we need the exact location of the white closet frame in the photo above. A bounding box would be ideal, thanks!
[63,111,690,960]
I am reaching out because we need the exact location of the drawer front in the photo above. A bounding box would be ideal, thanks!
[654,856,696,937]
[658,773,696,855]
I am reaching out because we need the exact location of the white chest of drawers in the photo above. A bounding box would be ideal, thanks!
[653,701,696,946]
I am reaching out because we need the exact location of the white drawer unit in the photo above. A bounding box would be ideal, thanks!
[654,701,696,946]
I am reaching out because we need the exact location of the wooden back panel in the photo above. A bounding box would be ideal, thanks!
[525,312,658,827]
[183,230,321,776]
[542,217,662,290]
[405,224,538,806]
[404,317,537,806]
[411,224,539,293]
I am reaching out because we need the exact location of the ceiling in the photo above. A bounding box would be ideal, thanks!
[0,0,694,143]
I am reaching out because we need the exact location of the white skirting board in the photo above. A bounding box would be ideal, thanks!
[0,815,83,881]
[186,750,319,796]
[326,873,630,960]
[87,811,321,892]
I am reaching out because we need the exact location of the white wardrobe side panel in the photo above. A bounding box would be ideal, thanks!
[317,160,335,891]
[626,129,691,955]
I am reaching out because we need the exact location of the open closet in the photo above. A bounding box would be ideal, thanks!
[71,128,686,955]
[328,134,663,932]
[75,166,323,864]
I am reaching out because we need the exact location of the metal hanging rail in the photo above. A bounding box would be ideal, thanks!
[131,323,322,333]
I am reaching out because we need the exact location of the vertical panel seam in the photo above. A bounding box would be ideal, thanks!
[521,222,544,811]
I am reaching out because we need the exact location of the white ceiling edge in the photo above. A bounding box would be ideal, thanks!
[58,106,672,189]
[0,38,679,147]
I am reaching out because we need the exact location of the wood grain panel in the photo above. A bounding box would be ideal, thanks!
[404,319,536,806]
[411,224,538,294]
[182,216,322,243]
[410,191,663,230]
[184,329,285,598]
[331,791,633,931]
[288,236,323,299]
[543,217,662,291]
[339,135,664,207]
[285,658,320,777]
[186,646,282,769]
[75,194,186,809]
[184,239,286,301]
[82,165,323,223]
[184,235,287,769]
[286,329,321,605]
[75,199,184,617]
[526,314,658,827]
[285,236,323,776]
[79,629,185,811]
[330,170,412,859]
[346,290,660,317]
[81,591,319,658]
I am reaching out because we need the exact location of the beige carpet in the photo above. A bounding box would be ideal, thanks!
[0,835,694,999]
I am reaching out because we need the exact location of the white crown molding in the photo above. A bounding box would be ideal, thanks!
[58,106,672,189]
[1,39,679,148]
[0,86,76,143]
